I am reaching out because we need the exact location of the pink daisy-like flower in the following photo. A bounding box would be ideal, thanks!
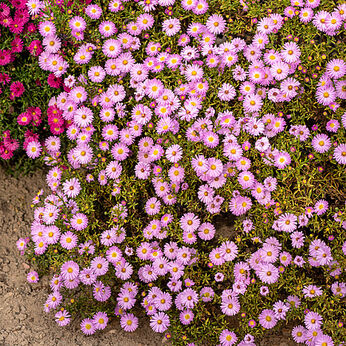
[45,136,60,153]
[316,87,336,106]
[202,131,219,148]
[277,213,297,233]
[300,7,314,23]
[26,0,43,15]
[270,61,290,81]
[198,222,216,241]
[43,225,60,244]
[184,64,204,82]
[145,197,161,216]
[291,325,307,343]
[326,119,339,133]
[69,16,86,32]
[88,66,106,83]
[61,261,79,281]
[332,143,346,165]
[219,329,238,346]
[304,311,323,330]
[179,309,194,325]
[116,52,135,73]
[42,36,61,54]
[259,309,277,329]
[243,93,263,113]
[281,42,301,64]
[325,11,343,32]
[221,297,240,316]
[120,313,138,332]
[168,165,185,183]
[209,248,225,266]
[290,231,305,249]
[220,241,238,261]
[85,4,102,19]
[102,39,122,58]
[275,152,291,169]
[80,318,96,335]
[223,143,243,161]
[27,271,39,283]
[70,86,87,104]
[303,285,323,298]
[137,13,154,30]
[102,124,119,142]
[105,161,122,180]
[93,312,108,330]
[238,171,255,189]
[60,231,78,250]
[17,112,32,126]
[206,14,226,34]
[62,178,81,198]
[162,18,181,36]
[154,292,172,311]
[257,17,275,34]
[73,145,93,165]
[166,144,183,163]
[55,310,71,327]
[199,287,214,303]
[207,157,223,178]
[229,196,252,216]
[39,21,56,37]
[273,300,289,320]
[326,59,345,80]
[111,143,129,161]
[99,21,116,37]
[314,334,335,346]
[218,83,236,101]
[127,21,141,36]
[79,268,97,286]
[91,257,109,276]
[180,213,200,232]
[70,213,88,231]
[311,134,331,153]
[179,288,199,309]
[257,264,279,284]
[150,312,170,333]
[108,0,122,13]
[314,199,328,215]
[26,141,42,159]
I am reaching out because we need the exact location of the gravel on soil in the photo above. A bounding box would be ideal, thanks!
[0,166,297,346]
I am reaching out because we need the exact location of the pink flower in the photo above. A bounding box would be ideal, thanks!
[10,81,25,98]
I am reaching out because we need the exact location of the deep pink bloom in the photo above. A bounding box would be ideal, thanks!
[10,81,25,98]
[47,73,62,88]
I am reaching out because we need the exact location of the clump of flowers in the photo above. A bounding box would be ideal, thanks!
[0,0,68,169]
[17,0,345,345]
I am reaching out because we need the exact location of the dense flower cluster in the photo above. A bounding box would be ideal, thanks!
[0,0,67,163]
[12,0,346,345]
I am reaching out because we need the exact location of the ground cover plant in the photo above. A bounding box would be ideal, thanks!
[0,0,68,174]
[11,0,346,345]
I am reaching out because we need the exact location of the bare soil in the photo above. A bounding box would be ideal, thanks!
[0,166,296,346]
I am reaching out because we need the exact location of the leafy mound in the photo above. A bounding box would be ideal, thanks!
[17,0,346,345]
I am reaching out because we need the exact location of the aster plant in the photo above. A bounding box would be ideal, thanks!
[0,0,72,174]
[16,0,346,345]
